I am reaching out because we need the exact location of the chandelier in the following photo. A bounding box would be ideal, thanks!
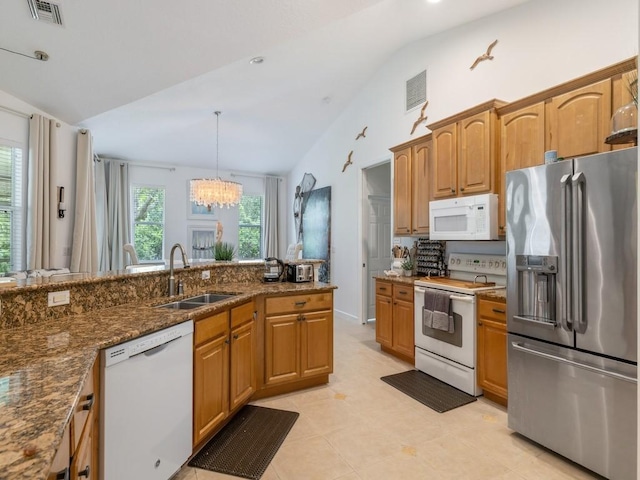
[190,111,243,209]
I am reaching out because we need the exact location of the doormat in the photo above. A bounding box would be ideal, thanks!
[381,370,476,413]
[188,405,299,479]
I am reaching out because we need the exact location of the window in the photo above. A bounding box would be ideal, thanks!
[132,185,165,261]
[0,143,23,273]
[238,195,262,260]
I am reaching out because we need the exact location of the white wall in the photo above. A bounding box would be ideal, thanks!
[0,90,77,268]
[128,165,288,260]
[288,0,638,320]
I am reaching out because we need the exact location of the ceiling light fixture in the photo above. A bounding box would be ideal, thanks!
[0,46,49,61]
[249,56,264,65]
[189,111,243,209]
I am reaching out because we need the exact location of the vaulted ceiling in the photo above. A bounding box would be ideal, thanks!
[0,0,530,174]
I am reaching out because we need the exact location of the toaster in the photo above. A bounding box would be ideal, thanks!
[286,263,314,283]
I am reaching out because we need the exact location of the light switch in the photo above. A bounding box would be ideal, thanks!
[48,290,70,307]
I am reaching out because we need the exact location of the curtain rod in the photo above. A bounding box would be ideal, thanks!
[93,156,176,172]
[0,104,29,119]
[230,172,283,180]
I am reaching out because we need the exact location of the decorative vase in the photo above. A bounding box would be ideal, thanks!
[611,101,637,134]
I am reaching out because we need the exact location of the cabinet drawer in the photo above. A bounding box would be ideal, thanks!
[195,311,229,345]
[231,301,254,329]
[376,281,392,297]
[266,292,332,315]
[392,284,413,302]
[478,299,506,323]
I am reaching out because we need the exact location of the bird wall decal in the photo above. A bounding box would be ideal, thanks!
[342,151,354,173]
[410,101,429,135]
[355,126,368,140]
[470,39,498,71]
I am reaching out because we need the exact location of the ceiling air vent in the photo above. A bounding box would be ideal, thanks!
[406,69,426,112]
[27,0,63,26]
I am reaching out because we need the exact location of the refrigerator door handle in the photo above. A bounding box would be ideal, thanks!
[571,171,586,333]
[511,341,637,384]
[560,173,573,332]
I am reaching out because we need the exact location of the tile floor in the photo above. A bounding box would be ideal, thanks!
[173,315,603,480]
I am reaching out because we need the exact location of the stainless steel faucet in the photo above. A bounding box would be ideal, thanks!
[169,243,190,296]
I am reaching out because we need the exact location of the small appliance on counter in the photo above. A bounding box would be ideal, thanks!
[286,263,314,283]
[263,257,284,282]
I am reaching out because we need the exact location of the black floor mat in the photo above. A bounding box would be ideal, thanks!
[188,405,299,479]
[381,370,477,413]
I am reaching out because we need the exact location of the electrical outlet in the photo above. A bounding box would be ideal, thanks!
[48,290,70,307]
[202,270,210,280]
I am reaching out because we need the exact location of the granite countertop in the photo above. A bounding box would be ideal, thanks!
[373,274,421,285]
[0,281,335,480]
[476,288,507,302]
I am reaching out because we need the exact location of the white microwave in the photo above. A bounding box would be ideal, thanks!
[429,193,498,240]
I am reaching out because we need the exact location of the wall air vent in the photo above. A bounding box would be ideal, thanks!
[27,0,64,26]
[406,69,427,112]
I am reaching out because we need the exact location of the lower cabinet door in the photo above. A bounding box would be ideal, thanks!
[194,335,229,446]
[392,299,415,359]
[300,310,333,378]
[477,318,507,399]
[71,416,93,480]
[265,314,300,386]
[230,320,256,411]
[375,295,393,347]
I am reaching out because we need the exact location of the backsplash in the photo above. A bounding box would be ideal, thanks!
[0,263,265,330]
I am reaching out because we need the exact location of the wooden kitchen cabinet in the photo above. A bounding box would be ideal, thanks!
[546,79,612,159]
[194,310,229,446]
[194,301,257,446]
[374,279,414,364]
[264,292,333,387]
[390,134,432,236]
[229,302,256,411]
[375,280,393,347]
[48,358,99,480]
[429,100,504,200]
[477,297,507,406]
[497,102,546,233]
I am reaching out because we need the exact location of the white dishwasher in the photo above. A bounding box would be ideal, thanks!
[101,320,193,480]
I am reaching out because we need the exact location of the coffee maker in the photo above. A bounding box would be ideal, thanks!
[263,257,284,282]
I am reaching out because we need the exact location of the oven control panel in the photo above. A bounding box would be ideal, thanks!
[448,253,506,275]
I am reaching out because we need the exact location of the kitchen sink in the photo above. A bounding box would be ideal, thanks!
[155,293,236,310]
[156,301,204,310]
[185,293,236,304]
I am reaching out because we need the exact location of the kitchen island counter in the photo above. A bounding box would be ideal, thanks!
[0,280,335,480]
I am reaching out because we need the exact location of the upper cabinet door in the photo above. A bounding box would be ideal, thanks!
[458,110,494,196]
[498,102,545,233]
[546,79,612,158]
[393,147,412,235]
[431,124,457,199]
[411,139,431,235]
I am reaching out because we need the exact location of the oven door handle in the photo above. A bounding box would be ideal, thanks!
[449,294,474,303]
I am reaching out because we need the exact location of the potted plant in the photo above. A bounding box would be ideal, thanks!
[400,259,414,277]
[213,242,236,261]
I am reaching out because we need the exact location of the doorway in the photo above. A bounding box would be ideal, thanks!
[361,161,391,323]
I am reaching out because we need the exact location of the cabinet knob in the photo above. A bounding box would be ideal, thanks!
[78,465,90,478]
[225,339,230,344]
[450,188,455,193]
[478,322,483,326]
[460,188,465,192]
[233,334,239,340]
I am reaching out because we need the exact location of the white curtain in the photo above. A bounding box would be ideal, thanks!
[26,114,57,269]
[264,176,279,257]
[70,131,99,273]
[95,157,130,271]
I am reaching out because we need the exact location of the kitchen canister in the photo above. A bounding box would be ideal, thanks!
[544,150,558,164]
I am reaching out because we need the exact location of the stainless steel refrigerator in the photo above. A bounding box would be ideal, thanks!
[506,147,637,480]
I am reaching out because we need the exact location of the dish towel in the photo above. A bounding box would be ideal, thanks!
[423,290,454,334]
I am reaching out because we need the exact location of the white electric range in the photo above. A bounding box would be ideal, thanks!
[414,253,506,396]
